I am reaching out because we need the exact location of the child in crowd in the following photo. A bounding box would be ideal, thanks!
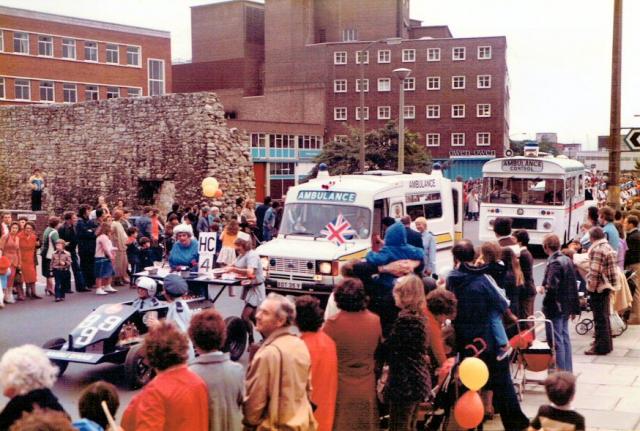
[138,237,155,270]
[529,371,585,431]
[131,276,163,310]
[0,256,10,308]
[125,227,139,281]
[73,381,120,431]
[51,239,72,302]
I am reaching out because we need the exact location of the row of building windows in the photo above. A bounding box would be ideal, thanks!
[334,46,491,65]
[250,133,324,150]
[333,132,492,148]
[0,29,141,66]
[334,104,492,121]
[0,77,142,102]
[333,75,492,93]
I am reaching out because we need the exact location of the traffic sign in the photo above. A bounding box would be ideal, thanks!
[624,129,640,151]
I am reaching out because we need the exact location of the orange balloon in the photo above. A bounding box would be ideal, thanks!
[454,390,484,429]
[214,189,223,198]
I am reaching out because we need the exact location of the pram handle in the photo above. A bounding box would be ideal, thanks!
[464,337,487,357]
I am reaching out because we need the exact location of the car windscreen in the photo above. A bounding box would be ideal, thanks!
[482,177,565,206]
[280,203,372,239]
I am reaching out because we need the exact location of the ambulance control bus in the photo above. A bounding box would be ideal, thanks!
[479,156,586,246]
[256,166,463,298]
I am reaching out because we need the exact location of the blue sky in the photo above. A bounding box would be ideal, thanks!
[3,0,639,149]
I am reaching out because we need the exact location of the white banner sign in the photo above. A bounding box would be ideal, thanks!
[197,232,217,274]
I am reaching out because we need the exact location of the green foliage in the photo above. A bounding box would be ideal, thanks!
[312,121,432,176]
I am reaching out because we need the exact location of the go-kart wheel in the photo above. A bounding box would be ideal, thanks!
[223,316,248,361]
[42,337,68,376]
[575,322,589,335]
[124,344,155,389]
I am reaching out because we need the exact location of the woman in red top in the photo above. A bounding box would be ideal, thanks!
[122,321,208,431]
[295,295,338,431]
[422,288,458,368]
[17,222,40,299]
[0,222,22,301]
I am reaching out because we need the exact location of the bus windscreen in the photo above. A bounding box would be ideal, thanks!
[482,177,565,206]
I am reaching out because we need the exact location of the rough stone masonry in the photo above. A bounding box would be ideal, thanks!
[0,92,255,215]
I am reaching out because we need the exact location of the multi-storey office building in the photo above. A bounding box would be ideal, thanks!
[0,5,171,105]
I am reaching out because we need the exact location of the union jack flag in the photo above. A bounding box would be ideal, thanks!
[321,214,357,245]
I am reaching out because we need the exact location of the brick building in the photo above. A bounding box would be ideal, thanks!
[0,5,171,105]
[174,0,510,197]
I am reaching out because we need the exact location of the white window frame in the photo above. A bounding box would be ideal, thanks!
[477,75,492,89]
[426,105,440,119]
[334,107,347,121]
[426,133,440,147]
[127,88,141,97]
[477,104,491,118]
[452,47,466,61]
[355,50,369,64]
[355,106,369,120]
[402,49,416,62]
[378,49,391,63]
[106,43,119,64]
[15,79,30,100]
[126,46,140,66]
[403,77,415,91]
[0,30,4,52]
[356,79,369,93]
[342,29,357,42]
[378,106,391,120]
[333,79,347,93]
[84,41,98,62]
[476,132,491,146]
[63,83,77,103]
[451,133,466,147]
[62,38,76,59]
[478,46,492,60]
[106,86,120,99]
[452,75,466,90]
[452,104,465,118]
[427,47,440,62]
[334,51,347,65]
[148,58,166,96]
[403,105,415,119]
[85,85,99,101]
[426,76,440,90]
[39,81,54,102]
[13,32,29,54]
[0,78,5,99]
[37,35,53,57]
[378,78,391,92]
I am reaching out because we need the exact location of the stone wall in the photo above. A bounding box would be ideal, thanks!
[0,92,255,214]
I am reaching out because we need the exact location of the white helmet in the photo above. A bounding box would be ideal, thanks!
[136,276,157,297]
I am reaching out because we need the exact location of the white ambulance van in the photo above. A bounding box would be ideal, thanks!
[256,166,463,299]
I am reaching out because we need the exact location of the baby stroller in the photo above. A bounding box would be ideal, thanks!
[575,273,632,336]
[509,312,556,401]
[574,291,593,335]
[417,338,488,431]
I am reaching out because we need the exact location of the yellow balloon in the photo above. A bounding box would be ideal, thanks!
[458,357,489,391]
[202,184,218,197]
[202,177,218,189]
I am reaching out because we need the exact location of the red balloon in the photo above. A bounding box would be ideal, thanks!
[454,390,484,429]
[214,189,223,198]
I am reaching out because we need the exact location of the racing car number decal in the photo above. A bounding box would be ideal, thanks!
[74,313,123,347]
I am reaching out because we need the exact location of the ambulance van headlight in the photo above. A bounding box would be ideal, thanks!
[317,261,333,275]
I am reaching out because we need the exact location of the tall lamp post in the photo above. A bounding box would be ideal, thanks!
[607,0,622,209]
[358,37,402,172]
[393,67,412,172]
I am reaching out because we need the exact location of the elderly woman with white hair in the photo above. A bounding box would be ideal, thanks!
[168,224,200,271]
[0,344,67,429]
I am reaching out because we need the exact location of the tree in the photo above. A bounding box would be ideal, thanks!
[311,121,432,177]
[538,137,559,156]
[634,158,640,172]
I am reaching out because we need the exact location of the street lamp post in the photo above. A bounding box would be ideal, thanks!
[393,67,412,172]
[358,37,402,172]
